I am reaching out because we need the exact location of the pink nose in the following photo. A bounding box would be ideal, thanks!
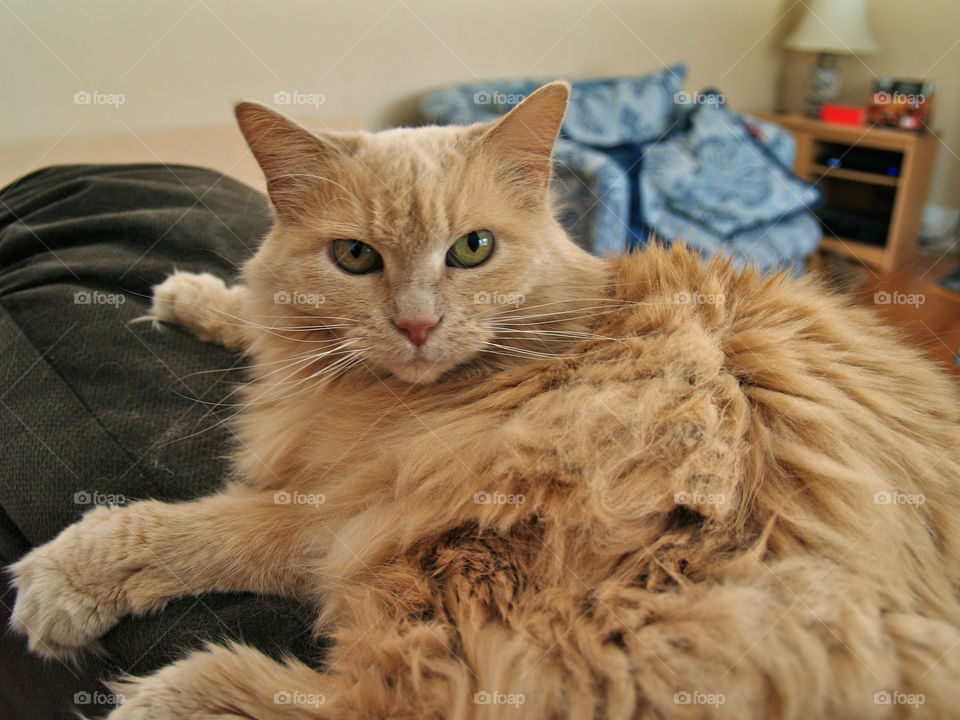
[394,316,439,347]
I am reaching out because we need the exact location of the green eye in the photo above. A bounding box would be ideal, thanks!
[332,239,383,274]
[447,230,495,268]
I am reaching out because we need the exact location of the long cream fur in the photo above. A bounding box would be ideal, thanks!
[9,83,960,719]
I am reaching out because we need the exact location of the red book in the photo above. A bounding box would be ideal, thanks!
[819,104,867,126]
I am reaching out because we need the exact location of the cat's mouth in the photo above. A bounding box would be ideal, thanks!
[387,355,451,384]
[382,342,468,385]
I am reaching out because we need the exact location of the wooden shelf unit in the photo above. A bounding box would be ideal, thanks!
[754,113,939,274]
[809,163,899,187]
[820,236,886,268]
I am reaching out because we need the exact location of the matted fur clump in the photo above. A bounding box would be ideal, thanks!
[9,81,960,719]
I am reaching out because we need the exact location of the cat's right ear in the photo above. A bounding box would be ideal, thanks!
[234,102,344,220]
[475,81,570,193]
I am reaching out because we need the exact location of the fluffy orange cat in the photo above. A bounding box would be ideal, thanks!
[10,83,960,719]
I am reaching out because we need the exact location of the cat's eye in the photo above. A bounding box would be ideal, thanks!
[446,230,495,268]
[331,239,383,274]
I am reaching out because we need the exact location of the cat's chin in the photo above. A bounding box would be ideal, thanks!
[384,357,454,385]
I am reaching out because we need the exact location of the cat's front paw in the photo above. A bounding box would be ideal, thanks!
[148,272,247,349]
[9,511,123,660]
[150,272,224,333]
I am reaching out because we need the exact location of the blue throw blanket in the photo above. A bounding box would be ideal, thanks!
[420,67,822,273]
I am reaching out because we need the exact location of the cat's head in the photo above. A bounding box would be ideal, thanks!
[236,82,605,385]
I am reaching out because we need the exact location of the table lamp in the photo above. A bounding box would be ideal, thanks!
[784,0,879,117]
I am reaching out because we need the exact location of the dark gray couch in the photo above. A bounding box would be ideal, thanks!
[0,165,329,718]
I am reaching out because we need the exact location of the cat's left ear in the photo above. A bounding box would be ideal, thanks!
[476,81,570,191]
[234,101,351,221]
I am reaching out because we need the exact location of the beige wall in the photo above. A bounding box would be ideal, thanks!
[777,0,959,216]
[1,0,953,215]
[1,0,783,137]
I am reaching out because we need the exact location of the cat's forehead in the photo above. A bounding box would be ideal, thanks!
[361,124,476,153]
[350,125,476,179]
[331,125,483,246]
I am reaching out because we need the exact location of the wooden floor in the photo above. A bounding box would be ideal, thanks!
[827,250,960,378]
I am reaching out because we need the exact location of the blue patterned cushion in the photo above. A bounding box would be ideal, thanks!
[420,73,823,271]
[640,104,822,239]
[745,115,797,168]
[560,68,686,146]
[552,140,631,254]
[420,64,686,147]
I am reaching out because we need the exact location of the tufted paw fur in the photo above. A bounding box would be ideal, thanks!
[9,508,123,660]
[148,271,248,350]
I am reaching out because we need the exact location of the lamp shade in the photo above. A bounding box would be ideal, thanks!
[784,0,879,54]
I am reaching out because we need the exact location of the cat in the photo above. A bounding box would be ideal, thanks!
[10,82,960,719]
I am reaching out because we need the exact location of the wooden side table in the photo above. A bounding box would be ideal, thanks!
[754,113,939,274]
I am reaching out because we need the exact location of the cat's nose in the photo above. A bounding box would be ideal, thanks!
[394,316,440,347]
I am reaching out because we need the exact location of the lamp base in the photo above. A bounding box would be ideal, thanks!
[805,52,841,118]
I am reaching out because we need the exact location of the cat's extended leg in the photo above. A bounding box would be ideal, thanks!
[107,643,333,720]
[9,484,320,660]
[149,271,249,350]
